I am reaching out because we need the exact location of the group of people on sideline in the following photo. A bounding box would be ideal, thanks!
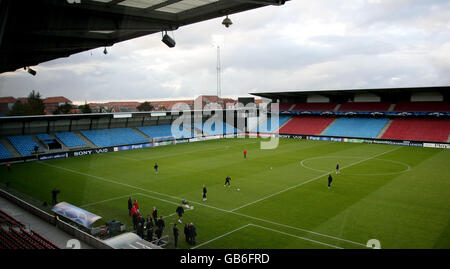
[127,196,196,248]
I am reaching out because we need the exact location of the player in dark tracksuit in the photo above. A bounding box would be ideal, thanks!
[127,197,133,216]
[176,205,184,224]
[328,174,333,189]
[224,176,231,187]
[336,163,340,174]
[202,184,207,201]
[173,223,179,248]
[154,163,159,175]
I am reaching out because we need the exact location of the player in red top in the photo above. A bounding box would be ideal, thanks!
[243,150,247,159]
[133,200,139,213]
[6,162,11,171]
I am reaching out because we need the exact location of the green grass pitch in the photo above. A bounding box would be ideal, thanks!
[1,138,449,249]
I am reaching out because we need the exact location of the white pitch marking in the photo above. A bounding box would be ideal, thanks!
[230,146,401,213]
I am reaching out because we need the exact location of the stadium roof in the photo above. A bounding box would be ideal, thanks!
[0,0,288,74]
[250,86,450,102]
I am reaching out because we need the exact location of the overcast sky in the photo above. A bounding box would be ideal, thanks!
[0,0,449,104]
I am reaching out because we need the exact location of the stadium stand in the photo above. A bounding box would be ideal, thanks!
[54,132,86,147]
[80,128,148,147]
[393,101,450,112]
[291,102,338,111]
[0,143,12,159]
[250,116,291,133]
[7,135,41,156]
[338,102,391,111]
[381,118,450,142]
[0,209,59,249]
[323,117,390,138]
[0,209,25,227]
[279,116,336,135]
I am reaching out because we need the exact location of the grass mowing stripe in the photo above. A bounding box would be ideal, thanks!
[191,224,251,249]
[37,160,368,248]
[192,224,344,249]
[248,224,344,249]
[230,145,401,212]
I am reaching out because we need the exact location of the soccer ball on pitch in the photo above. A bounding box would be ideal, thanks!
[237,188,240,191]
[270,167,272,170]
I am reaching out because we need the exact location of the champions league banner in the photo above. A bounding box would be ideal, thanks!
[52,202,102,228]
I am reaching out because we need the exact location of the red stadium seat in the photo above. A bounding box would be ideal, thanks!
[382,119,450,142]
[279,116,335,135]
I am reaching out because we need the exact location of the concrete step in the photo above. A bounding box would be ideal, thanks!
[276,117,293,133]
[334,104,341,112]
[73,131,97,148]
[376,119,393,138]
[132,127,152,142]
[388,103,395,112]
[320,118,338,135]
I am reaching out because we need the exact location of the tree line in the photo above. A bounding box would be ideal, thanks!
[7,91,164,116]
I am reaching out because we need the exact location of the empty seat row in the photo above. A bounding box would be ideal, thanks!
[137,125,178,140]
[323,117,389,138]
[81,128,148,147]
[279,101,450,112]
[382,119,450,142]
[54,132,86,147]
[279,116,336,135]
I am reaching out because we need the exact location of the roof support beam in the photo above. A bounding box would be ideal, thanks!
[145,0,184,12]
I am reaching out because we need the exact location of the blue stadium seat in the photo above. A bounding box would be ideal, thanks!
[0,144,12,159]
[80,128,148,147]
[7,135,41,156]
[323,118,389,138]
[54,132,86,147]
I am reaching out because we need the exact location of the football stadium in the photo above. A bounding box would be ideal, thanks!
[1,87,449,250]
[0,0,449,257]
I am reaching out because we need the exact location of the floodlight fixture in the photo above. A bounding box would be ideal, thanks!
[222,15,232,28]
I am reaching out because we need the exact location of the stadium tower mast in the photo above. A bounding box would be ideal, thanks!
[216,45,221,98]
